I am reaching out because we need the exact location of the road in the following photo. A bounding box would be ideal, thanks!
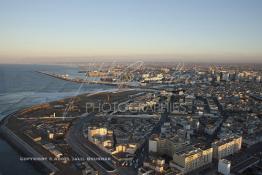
[66,112,139,175]
[66,90,161,175]
[66,113,116,175]
[231,156,260,174]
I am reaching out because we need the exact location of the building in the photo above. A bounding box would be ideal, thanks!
[25,131,42,142]
[142,158,165,174]
[144,73,164,82]
[87,127,114,152]
[170,145,213,173]
[212,135,242,159]
[112,144,137,155]
[88,127,108,138]
[149,139,157,153]
[148,134,187,157]
[111,143,138,164]
[88,71,108,77]
[139,156,183,175]
[218,159,231,175]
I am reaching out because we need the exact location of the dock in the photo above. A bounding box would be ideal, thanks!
[36,71,120,86]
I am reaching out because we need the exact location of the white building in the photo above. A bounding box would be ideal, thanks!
[170,145,213,174]
[212,135,242,159]
[218,159,231,175]
[149,139,158,153]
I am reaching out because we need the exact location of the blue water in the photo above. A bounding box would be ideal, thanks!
[0,64,113,175]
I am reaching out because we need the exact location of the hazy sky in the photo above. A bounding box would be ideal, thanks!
[0,0,262,63]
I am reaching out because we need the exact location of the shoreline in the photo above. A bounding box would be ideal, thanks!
[0,88,125,174]
[0,134,44,174]
[0,107,59,174]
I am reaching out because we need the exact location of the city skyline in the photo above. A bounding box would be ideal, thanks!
[0,0,262,64]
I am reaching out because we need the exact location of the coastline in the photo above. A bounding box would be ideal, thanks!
[0,108,59,174]
[0,88,123,175]
[0,136,43,174]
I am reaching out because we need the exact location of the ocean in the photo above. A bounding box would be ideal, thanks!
[0,64,113,175]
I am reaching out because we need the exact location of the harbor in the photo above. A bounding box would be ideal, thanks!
[36,71,122,86]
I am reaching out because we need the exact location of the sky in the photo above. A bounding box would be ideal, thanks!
[0,0,262,63]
